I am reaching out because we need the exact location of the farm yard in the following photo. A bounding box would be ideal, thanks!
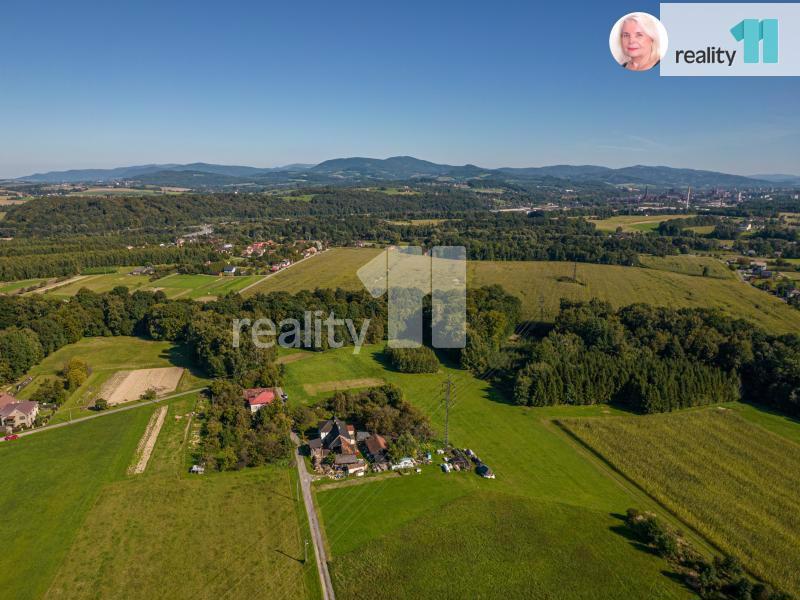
[14,336,205,424]
[561,410,800,596]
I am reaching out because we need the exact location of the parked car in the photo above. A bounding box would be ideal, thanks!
[4,434,19,441]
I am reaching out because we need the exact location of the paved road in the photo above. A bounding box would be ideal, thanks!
[291,432,336,600]
[0,387,206,443]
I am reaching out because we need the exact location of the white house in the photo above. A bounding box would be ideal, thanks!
[0,401,39,429]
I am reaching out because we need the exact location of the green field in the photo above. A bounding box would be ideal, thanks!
[590,214,689,232]
[242,248,382,296]
[638,254,734,279]
[0,407,153,600]
[283,346,694,599]
[45,394,318,600]
[234,248,799,334]
[561,410,800,595]
[44,268,261,300]
[1,393,318,600]
[15,336,206,424]
[468,260,800,334]
[0,277,49,294]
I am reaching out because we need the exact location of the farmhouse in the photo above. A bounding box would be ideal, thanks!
[363,433,389,468]
[222,265,237,276]
[308,418,367,475]
[0,401,39,429]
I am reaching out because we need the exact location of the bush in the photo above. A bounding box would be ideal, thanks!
[385,346,439,373]
[94,398,109,411]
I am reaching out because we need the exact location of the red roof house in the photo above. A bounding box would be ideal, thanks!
[243,388,276,412]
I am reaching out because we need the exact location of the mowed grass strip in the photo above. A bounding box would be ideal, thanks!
[589,214,688,232]
[468,260,800,334]
[561,410,800,595]
[0,407,153,600]
[241,247,382,296]
[45,394,316,600]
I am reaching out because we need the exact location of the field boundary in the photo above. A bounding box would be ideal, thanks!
[549,418,721,558]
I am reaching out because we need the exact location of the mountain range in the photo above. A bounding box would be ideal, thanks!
[17,156,795,189]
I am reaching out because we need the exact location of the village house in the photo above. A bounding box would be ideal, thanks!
[243,387,284,413]
[308,418,366,475]
[363,433,389,469]
[222,265,237,276]
[0,401,40,430]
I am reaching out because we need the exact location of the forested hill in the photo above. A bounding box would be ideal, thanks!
[0,189,493,236]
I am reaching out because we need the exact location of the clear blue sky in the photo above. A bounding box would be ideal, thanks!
[1,0,797,177]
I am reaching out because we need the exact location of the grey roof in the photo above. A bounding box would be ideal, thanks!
[334,454,361,465]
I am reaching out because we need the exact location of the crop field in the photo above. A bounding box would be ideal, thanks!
[561,410,800,595]
[638,254,734,279]
[468,260,800,334]
[284,346,694,599]
[101,366,184,405]
[45,267,157,296]
[45,394,319,600]
[15,336,205,424]
[589,214,689,232]
[0,407,153,600]
[242,248,382,296]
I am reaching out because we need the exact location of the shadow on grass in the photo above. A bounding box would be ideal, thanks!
[160,343,207,380]
[608,513,694,595]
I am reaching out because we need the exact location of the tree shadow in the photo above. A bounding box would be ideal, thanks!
[608,513,695,595]
[159,343,206,379]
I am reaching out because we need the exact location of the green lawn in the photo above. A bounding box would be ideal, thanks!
[284,346,694,599]
[15,336,207,424]
[45,394,319,600]
[561,410,800,596]
[0,407,153,600]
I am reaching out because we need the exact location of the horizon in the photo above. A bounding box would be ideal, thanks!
[9,155,798,180]
[2,0,798,179]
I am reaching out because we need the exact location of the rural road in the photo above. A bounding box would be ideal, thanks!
[291,432,336,600]
[0,387,206,443]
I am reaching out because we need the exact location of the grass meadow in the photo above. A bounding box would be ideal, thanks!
[234,247,800,334]
[561,410,800,595]
[468,260,800,334]
[0,407,152,600]
[242,248,382,296]
[589,214,689,232]
[637,254,734,279]
[284,346,694,599]
[45,394,319,600]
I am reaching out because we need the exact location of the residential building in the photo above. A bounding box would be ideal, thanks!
[243,387,283,413]
[0,401,39,429]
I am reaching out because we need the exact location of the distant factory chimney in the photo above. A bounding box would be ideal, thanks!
[686,186,692,209]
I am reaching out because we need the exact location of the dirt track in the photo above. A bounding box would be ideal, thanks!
[130,406,167,474]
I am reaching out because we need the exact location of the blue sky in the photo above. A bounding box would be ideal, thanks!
[1,0,797,177]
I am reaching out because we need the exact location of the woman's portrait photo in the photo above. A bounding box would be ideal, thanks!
[609,12,668,72]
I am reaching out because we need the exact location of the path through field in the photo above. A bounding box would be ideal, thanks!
[130,406,167,474]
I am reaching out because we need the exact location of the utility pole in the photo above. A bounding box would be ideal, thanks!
[538,294,545,323]
[442,375,453,447]
[573,261,578,283]
[304,539,309,563]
